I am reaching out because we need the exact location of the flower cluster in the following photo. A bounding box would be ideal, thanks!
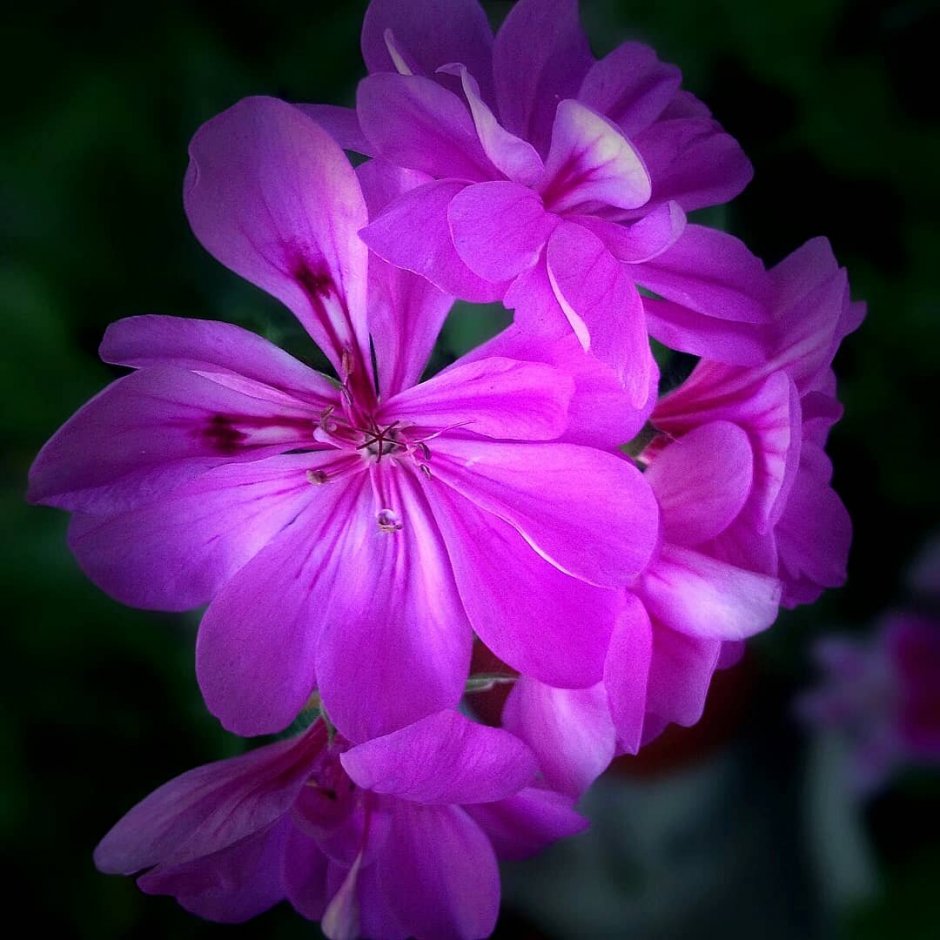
[28,1,862,937]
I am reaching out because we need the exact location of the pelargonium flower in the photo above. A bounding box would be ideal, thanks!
[28,96,660,744]
[649,237,864,608]
[333,0,767,403]
[95,709,586,939]
[799,615,940,795]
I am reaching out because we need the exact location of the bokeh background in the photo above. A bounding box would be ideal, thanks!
[3,0,939,936]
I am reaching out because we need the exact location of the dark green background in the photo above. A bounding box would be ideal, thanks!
[3,1,938,936]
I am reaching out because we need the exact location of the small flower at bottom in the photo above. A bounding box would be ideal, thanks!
[94,710,585,940]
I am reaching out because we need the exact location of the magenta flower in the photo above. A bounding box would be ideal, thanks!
[28,96,659,743]
[800,615,940,795]
[338,0,767,403]
[95,709,585,938]
[651,237,864,608]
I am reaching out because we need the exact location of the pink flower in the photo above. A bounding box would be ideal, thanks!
[337,0,766,403]
[800,615,940,795]
[94,710,585,939]
[651,237,864,608]
[28,96,659,743]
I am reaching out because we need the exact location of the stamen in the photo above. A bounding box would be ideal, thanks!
[376,508,403,532]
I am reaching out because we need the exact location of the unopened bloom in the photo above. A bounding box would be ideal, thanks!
[28,96,659,743]
[344,0,766,403]
[95,710,585,939]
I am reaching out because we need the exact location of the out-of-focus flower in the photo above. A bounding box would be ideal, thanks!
[339,0,766,401]
[800,614,940,795]
[28,96,660,744]
[95,710,585,939]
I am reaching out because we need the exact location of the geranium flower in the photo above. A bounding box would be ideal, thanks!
[28,96,659,743]
[95,709,586,939]
[332,0,768,403]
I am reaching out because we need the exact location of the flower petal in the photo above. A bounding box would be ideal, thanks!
[428,483,618,687]
[576,200,686,264]
[642,544,781,641]
[546,221,654,406]
[356,160,454,397]
[184,97,370,374]
[633,117,753,212]
[448,180,557,282]
[100,315,338,407]
[645,622,722,727]
[441,63,544,185]
[377,803,500,940]
[28,366,315,514]
[138,823,289,923]
[360,179,508,302]
[315,469,472,742]
[603,593,653,753]
[493,0,593,151]
[196,478,365,737]
[294,103,372,154]
[432,437,659,587]
[460,323,656,449]
[637,225,769,324]
[645,421,754,546]
[357,72,495,181]
[465,788,587,861]
[541,99,651,213]
[342,710,536,804]
[503,678,615,797]
[94,727,323,874]
[282,826,330,922]
[578,41,682,137]
[362,0,495,104]
[66,453,333,611]
[385,356,572,441]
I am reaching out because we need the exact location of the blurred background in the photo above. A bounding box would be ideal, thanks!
[2,0,938,936]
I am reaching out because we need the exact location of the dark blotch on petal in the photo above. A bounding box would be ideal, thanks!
[202,413,249,454]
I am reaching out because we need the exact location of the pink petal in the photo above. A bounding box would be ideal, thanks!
[362,0,495,104]
[357,73,495,181]
[603,593,653,753]
[184,97,370,374]
[644,296,768,365]
[356,161,455,397]
[196,478,366,737]
[493,0,593,151]
[342,710,536,803]
[646,623,722,727]
[384,355,572,441]
[503,253,573,340]
[541,100,651,213]
[66,453,332,611]
[100,315,338,407]
[776,444,851,608]
[282,827,330,921]
[502,679,615,797]
[440,63,544,185]
[94,727,323,873]
[28,366,315,514]
[448,180,557,282]
[293,103,372,154]
[315,469,472,742]
[645,421,754,546]
[360,179,508,302]
[641,544,781,641]
[576,200,686,264]
[460,324,656,449]
[431,437,659,587]
[428,484,618,687]
[633,117,753,212]
[465,788,587,861]
[578,41,682,137]
[138,823,289,923]
[546,221,654,406]
[377,803,500,940]
[637,225,769,324]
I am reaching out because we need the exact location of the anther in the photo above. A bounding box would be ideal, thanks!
[306,469,329,485]
[377,508,403,532]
